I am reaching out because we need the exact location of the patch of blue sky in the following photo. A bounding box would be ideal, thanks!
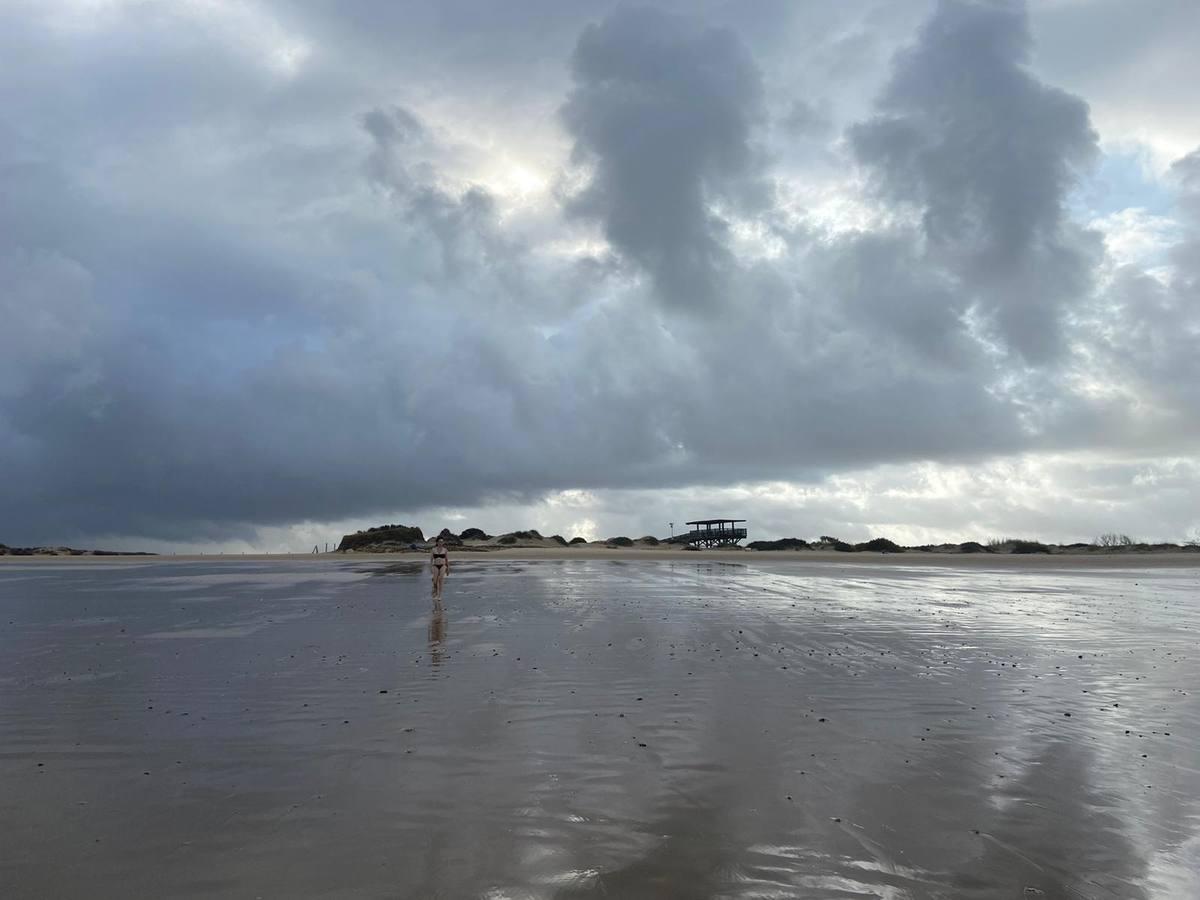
[1070,144,1174,220]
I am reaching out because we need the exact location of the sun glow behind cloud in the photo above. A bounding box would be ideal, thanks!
[163,453,1200,555]
[1089,208,1183,271]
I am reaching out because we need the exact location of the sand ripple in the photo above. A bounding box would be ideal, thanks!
[1,558,1197,898]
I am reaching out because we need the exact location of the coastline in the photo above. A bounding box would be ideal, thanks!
[4,546,1199,568]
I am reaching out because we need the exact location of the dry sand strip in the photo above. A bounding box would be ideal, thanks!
[4,547,1200,568]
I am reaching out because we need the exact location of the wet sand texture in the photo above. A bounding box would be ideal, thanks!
[1,559,1198,898]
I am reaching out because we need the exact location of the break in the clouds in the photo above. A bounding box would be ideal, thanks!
[2,0,1198,548]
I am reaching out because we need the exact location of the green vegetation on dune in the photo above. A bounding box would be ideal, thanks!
[337,524,424,551]
[747,538,809,551]
[853,538,905,553]
[329,523,1200,555]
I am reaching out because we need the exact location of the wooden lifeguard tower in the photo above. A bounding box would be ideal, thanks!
[682,519,747,548]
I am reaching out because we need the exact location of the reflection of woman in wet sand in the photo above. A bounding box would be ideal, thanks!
[428,600,445,642]
[430,536,450,599]
[428,596,447,668]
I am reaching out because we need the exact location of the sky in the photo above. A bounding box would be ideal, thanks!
[2,0,1199,552]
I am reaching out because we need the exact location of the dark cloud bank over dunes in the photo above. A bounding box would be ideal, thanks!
[2,0,1199,545]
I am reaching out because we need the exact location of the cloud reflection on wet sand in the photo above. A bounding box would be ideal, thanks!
[0,559,1196,898]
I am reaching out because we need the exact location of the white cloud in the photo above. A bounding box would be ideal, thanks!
[1089,207,1183,270]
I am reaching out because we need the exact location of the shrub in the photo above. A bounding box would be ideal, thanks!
[639,535,660,545]
[459,527,490,541]
[494,530,542,544]
[747,538,808,551]
[1095,533,1136,547]
[338,524,424,551]
[1010,540,1051,554]
[853,537,904,553]
[608,536,634,547]
[436,528,463,546]
[549,534,568,546]
[568,537,587,545]
[813,535,853,551]
[958,541,988,553]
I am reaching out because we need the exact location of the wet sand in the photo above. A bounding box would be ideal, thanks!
[1,558,1197,898]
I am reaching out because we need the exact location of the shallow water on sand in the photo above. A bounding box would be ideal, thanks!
[1,559,1198,899]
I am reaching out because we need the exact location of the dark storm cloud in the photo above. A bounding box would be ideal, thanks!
[1,0,1198,547]
[650,264,1026,474]
[814,233,970,364]
[0,67,677,541]
[1072,146,1200,444]
[362,106,426,148]
[1031,0,1200,150]
[850,0,1100,362]
[560,7,765,310]
[779,99,832,138]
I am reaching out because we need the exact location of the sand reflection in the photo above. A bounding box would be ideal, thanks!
[428,598,446,668]
[1,559,1197,898]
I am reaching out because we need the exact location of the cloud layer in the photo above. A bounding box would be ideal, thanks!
[2,0,1198,547]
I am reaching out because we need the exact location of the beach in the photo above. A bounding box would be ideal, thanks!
[2,556,1197,897]
[5,545,1200,568]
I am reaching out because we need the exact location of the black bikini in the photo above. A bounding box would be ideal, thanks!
[432,550,447,568]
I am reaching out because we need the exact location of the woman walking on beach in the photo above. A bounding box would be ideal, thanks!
[430,536,450,599]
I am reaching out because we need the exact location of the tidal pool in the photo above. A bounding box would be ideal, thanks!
[1,559,1197,898]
